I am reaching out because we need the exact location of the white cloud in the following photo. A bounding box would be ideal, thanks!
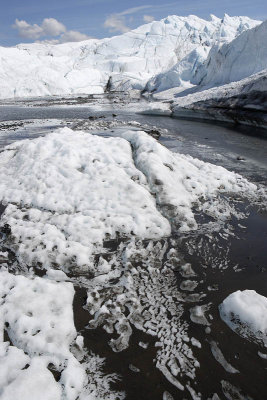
[13,18,90,43]
[59,30,91,43]
[41,18,66,36]
[143,15,155,23]
[119,5,153,16]
[13,19,43,39]
[104,5,153,34]
[104,15,130,33]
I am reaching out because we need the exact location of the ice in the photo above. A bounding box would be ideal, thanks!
[0,128,170,270]
[0,269,84,400]
[0,126,262,399]
[209,341,239,374]
[0,15,260,99]
[186,383,201,400]
[180,280,198,291]
[138,341,148,349]
[194,20,267,87]
[258,351,267,359]
[163,391,174,400]
[208,395,221,400]
[179,263,196,278]
[221,380,252,400]
[139,20,267,126]
[190,305,210,325]
[119,130,256,232]
[219,290,267,346]
[0,269,124,400]
[128,364,140,373]
[85,239,199,394]
[0,128,256,271]
[191,338,201,348]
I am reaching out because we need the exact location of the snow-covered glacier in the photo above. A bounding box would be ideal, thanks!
[141,18,267,127]
[194,19,267,87]
[0,14,260,98]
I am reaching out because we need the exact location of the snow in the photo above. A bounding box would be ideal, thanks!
[119,130,256,231]
[0,127,257,270]
[139,19,267,126]
[0,269,125,400]
[194,20,267,87]
[219,290,267,346]
[1,358,62,400]
[0,128,170,269]
[0,15,260,99]
[0,269,85,400]
[0,122,262,397]
[0,122,263,398]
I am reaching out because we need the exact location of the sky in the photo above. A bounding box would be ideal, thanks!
[0,0,266,46]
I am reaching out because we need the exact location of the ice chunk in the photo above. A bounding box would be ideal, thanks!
[210,341,239,374]
[219,290,267,346]
[190,305,210,326]
[180,280,198,291]
[163,391,174,400]
[191,337,201,348]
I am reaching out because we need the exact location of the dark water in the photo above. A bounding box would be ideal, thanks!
[0,103,267,400]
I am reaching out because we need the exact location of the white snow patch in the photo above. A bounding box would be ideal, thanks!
[0,269,85,400]
[0,128,257,270]
[0,269,124,400]
[0,128,170,269]
[119,130,256,232]
[219,290,267,346]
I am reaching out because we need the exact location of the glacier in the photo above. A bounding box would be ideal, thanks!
[193,19,267,87]
[141,19,267,127]
[0,14,261,99]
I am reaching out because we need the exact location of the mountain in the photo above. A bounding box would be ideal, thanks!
[0,14,260,99]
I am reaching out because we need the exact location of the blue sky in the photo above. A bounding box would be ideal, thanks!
[0,0,266,46]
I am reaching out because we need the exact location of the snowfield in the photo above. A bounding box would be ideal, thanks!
[0,128,257,270]
[0,14,260,99]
